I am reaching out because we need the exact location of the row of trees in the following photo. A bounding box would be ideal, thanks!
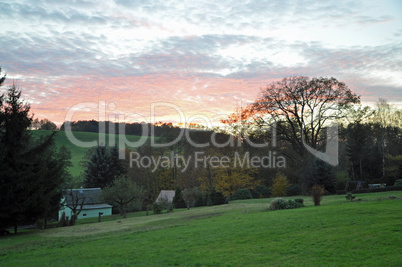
[60,120,186,137]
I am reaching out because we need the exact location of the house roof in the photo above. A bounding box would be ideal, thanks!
[155,190,175,203]
[64,188,105,206]
[77,204,113,210]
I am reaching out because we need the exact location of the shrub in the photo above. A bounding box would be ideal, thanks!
[183,188,202,209]
[194,192,206,207]
[231,188,253,200]
[173,186,187,209]
[294,198,304,205]
[345,192,356,201]
[166,202,174,213]
[209,188,226,205]
[271,173,290,197]
[58,212,67,227]
[251,185,271,198]
[394,179,402,187]
[286,184,302,196]
[270,198,304,210]
[152,202,163,214]
[311,184,325,206]
[270,198,285,210]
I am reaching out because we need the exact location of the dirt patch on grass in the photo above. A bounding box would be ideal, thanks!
[38,209,229,238]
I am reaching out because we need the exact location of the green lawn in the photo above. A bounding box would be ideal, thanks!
[1,191,401,266]
[30,130,152,177]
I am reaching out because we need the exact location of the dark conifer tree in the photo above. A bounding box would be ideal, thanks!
[84,145,124,189]
[0,71,70,232]
[309,159,336,193]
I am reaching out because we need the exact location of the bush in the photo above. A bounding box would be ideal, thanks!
[183,188,202,209]
[58,212,67,227]
[311,184,325,206]
[294,198,304,205]
[231,189,253,200]
[269,198,285,210]
[194,192,206,207]
[251,185,271,198]
[269,198,304,210]
[345,192,356,201]
[394,179,402,187]
[152,202,163,214]
[271,173,290,197]
[173,186,187,209]
[209,188,226,205]
[286,184,302,196]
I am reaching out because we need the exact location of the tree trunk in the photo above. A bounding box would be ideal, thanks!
[120,203,126,218]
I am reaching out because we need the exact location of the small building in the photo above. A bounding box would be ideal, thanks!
[59,188,112,220]
[155,190,175,203]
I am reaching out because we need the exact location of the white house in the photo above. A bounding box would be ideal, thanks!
[155,190,175,203]
[59,188,112,220]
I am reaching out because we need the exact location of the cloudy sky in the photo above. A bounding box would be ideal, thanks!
[1,0,401,125]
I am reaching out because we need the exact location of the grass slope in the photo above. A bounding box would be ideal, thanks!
[30,130,151,177]
[1,192,401,266]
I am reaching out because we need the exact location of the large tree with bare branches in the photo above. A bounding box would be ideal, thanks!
[250,76,360,158]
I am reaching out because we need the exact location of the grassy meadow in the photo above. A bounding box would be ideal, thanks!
[1,191,401,266]
[30,130,150,177]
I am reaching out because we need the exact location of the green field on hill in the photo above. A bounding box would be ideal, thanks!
[1,192,401,266]
[30,130,152,177]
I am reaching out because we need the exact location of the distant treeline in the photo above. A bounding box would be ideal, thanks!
[59,120,233,144]
[60,120,186,137]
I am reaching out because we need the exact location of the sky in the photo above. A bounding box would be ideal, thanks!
[0,0,401,126]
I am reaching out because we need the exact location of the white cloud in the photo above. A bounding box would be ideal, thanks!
[0,0,401,123]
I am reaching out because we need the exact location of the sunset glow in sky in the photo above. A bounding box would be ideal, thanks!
[1,0,401,125]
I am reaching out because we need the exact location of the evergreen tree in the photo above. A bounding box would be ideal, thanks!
[0,76,70,232]
[84,145,124,188]
[309,159,336,193]
[109,145,124,178]
[0,83,34,232]
[28,136,72,228]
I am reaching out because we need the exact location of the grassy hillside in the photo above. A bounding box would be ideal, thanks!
[30,130,152,177]
[1,192,401,266]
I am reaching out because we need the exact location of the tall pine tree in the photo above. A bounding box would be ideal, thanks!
[84,145,124,188]
[0,72,70,232]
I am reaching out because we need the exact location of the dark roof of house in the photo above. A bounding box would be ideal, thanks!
[64,188,105,206]
[77,204,112,210]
